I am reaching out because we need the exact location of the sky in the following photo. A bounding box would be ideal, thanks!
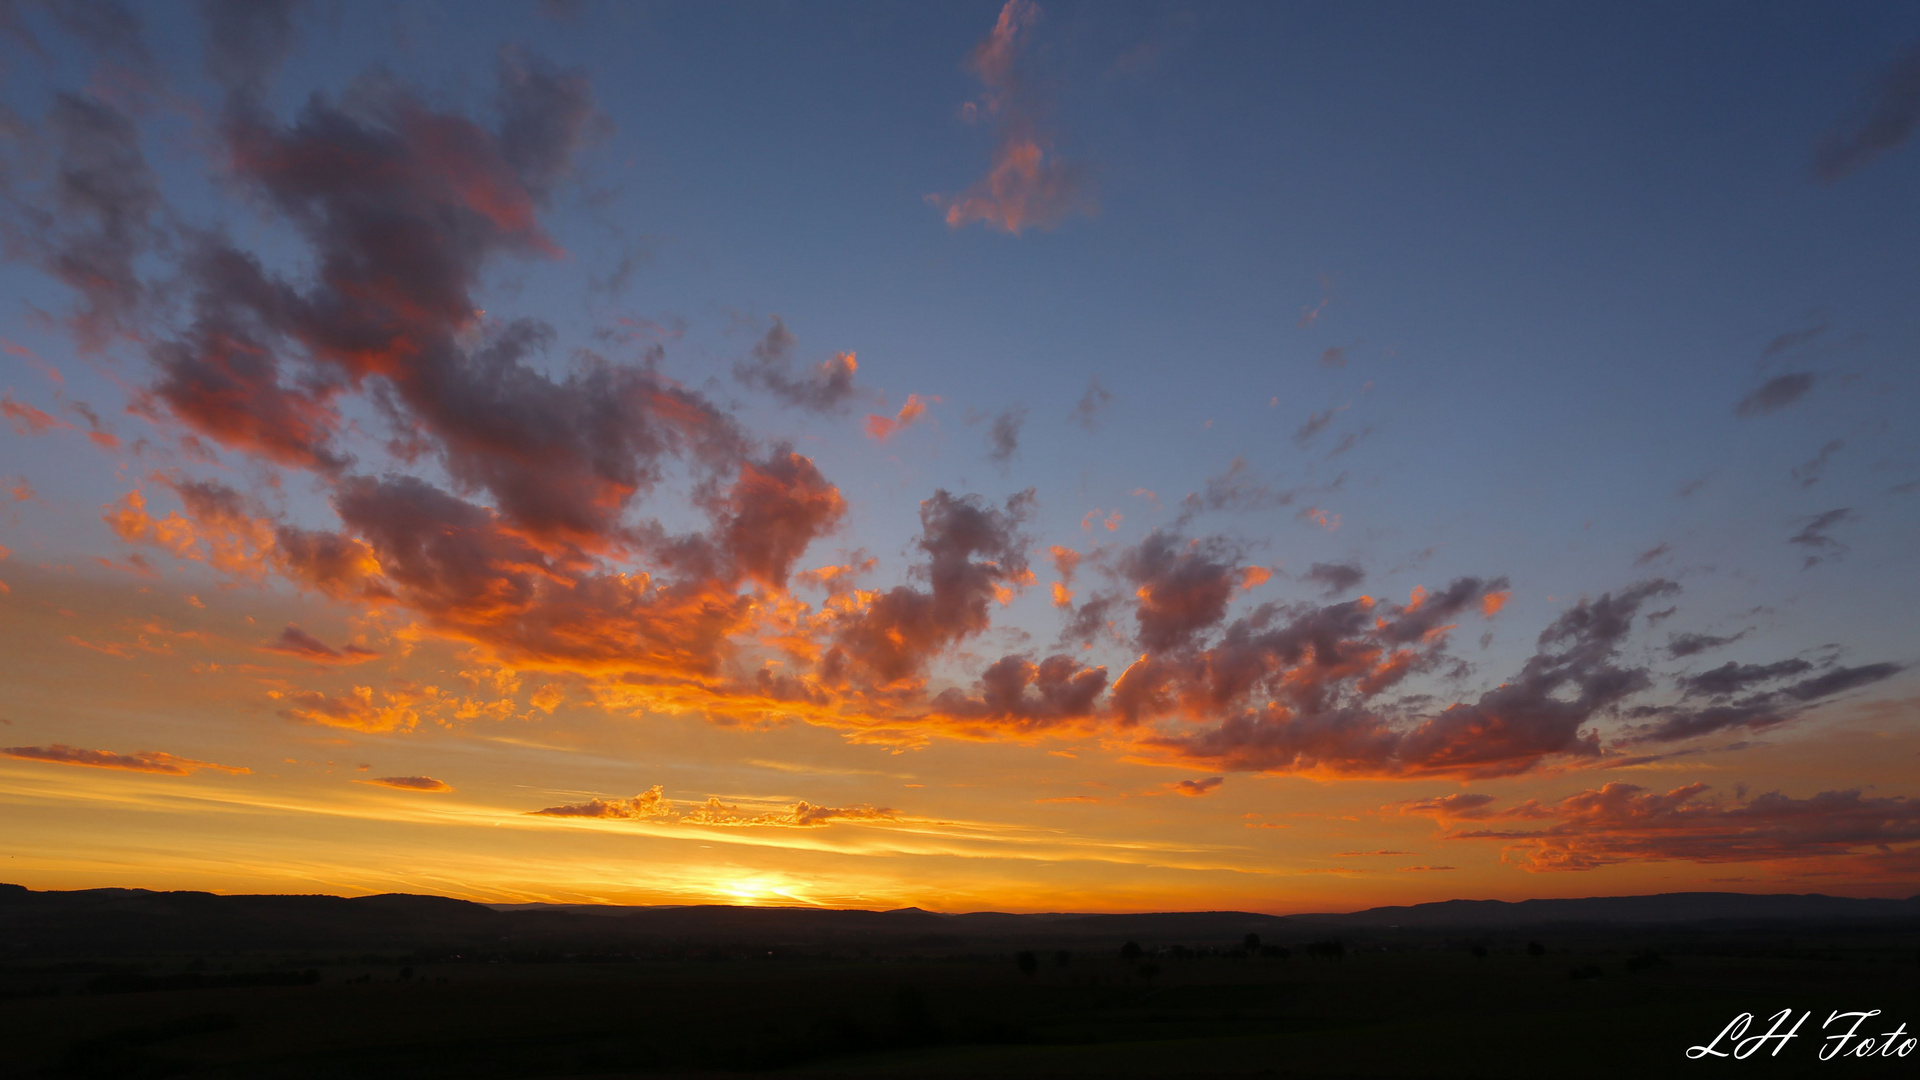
[0,0,1917,913]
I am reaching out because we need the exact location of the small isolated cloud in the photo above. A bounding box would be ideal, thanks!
[987,406,1026,465]
[1790,439,1845,488]
[1633,543,1671,567]
[2,395,74,436]
[1172,776,1224,797]
[3,743,248,775]
[359,775,452,793]
[1789,508,1853,569]
[1302,561,1365,596]
[265,624,380,663]
[932,1,1094,234]
[865,394,933,441]
[1734,373,1815,417]
[1071,376,1112,429]
[1813,40,1920,182]
[732,315,862,414]
[1318,346,1346,369]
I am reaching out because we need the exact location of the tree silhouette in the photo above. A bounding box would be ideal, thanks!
[1120,940,1143,962]
[1527,941,1546,960]
[1016,950,1038,978]
[1244,932,1262,953]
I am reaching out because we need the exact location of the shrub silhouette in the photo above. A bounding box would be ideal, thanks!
[1016,950,1038,978]
[1527,941,1546,959]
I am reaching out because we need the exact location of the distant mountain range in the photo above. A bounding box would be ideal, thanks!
[3,883,1915,957]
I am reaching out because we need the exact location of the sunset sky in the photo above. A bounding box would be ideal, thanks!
[2,1,1917,913]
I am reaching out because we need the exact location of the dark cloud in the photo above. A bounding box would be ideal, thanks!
[1175,457,1303,524]
[44,0,148,67]
[1302,561,1365,596]
[987,406,1025,465]
[1071,375,1112,430]
[1789,508,1853,569]
[1813,40,1920,182]
[929,653,1109,732]
[1420,782,1920,871]
[1120,531,1248,653]
[1633,661,1902,742]
[3,92,163,350]
[1762,320,1828,358]
[708,446,846,589]
[731,315,861,413]
[1682,658,1815,698]
[359,775,452,792]
[828,489,1034,684]
[2,743,246,775]
[1734,373,1815,417]
[1790,439,1844,488]
[1173,776,1223,796]
[265,623,378,663]
[1632,543,1670,567]
[1293,407,1336,445]
[198,0,300,95]
[1143,578,1647,779]
[1666,630,1745,658]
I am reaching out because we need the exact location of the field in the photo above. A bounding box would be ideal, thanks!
[6,922,1919,1078]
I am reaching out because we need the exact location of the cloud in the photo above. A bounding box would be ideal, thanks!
[865,393,932,441]
[1734,373,1815,417]
[199,0,302,95]
[1791,439,1845,488]
[1070,376,1113,429]
[986,406,1025,465]
[2,395,74,436]
[1412,782,1920,871]
[1172,776,1223,796]
[680,797,896,828]
[933,1,1093,234]
[1666,630,1746,658]
[928,653,1109,733]
[1632,543,1670,567]
[2,743,248,775]
[1140,577,1660,779]
[1762,320,1828,358]
[1318,346,1346,368]
[1302,561,1365,596]
[1813,40,1920,182]
[732,316,862,413]
[264,623,379,663]
[358,775,452,793]
[0,92,160,351]
[533,784,673,819]
[827,489,1034,684]
[1629,660,1902,742]
[1175,457,1304,524]
[1789,507,1853,568]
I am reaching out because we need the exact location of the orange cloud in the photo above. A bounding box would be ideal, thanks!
[3,744,248,775]
[2,395,74,436]
[933,1,1093,235]
[864,393,932,441]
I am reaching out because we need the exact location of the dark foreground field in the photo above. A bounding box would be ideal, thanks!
[4,886,1918,1079]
